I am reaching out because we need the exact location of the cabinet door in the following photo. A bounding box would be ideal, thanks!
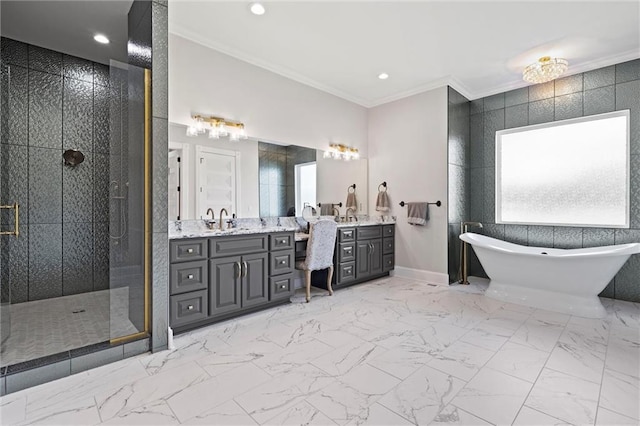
[356,241,371,279]
[242,252,269,308]
[210,256,242,316]
[370,238,383,276]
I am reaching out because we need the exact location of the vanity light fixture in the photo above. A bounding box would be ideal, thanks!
[186,115,248,141]
[323,144,359,161]
[523,56,568,84]
[249,2,266,15]
[93,34,110,44]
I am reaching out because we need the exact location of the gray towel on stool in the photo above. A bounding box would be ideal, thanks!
[407,202,429,225]
[376,191,390,212]
[320,204,333,215]
[346,192,357,211]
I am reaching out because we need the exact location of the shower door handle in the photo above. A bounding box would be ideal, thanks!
[0,203,19,237]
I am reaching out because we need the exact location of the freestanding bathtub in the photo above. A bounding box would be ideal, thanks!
[459,232,640,318]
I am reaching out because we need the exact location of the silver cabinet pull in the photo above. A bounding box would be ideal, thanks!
[235,261,241,278]
[280,260,286,264]
[371,243,375,255]
[281,239,287,244]
[187,305,194,310]
[187,248,194,253]
[280,284,286,289]
[187,274,194,279]
[242,261,248,278]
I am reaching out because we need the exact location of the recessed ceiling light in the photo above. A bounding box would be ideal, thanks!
[378,73,389,80]
[249,3,266,15]
[93,34,110,44]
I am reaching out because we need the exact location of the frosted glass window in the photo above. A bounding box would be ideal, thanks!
[496,110,630,228]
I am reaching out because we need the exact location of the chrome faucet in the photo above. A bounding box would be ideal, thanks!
[459,221,483,285]
[332,206,340,218]
[346,207,358,222]
[219,208,229,230]
[205,208,216,229]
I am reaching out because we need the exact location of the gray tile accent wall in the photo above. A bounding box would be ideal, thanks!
[447,87,470,282]
[149,1,169,352]
[458,59,640,302]
[1,37,112,302]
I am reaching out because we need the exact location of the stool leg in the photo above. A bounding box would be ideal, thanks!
[327,265,334,296]
[305,270,311,303]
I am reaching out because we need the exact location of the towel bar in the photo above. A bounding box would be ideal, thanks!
[318,202,343,207]
[399,200,441,207]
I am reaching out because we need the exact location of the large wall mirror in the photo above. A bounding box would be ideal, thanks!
[168,123,368,220]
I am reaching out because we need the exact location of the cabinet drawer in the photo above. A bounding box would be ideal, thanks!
[170,260,208,295]
[383,225,395,237]
[210,235,267,258]
[383,254,394,272]
[383,238,394,255]
[270,250,294,276]
[357,226,382,240]
[338,242,356,263]
[170,290,208,328]
[270,233,294,251]
[338,228,356,242]
[170,239,207,263]
[270,274,294,301]
[337,261,356,284]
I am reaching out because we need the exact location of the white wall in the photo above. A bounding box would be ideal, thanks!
[368,86,449,284]
[169,34,368,155]
[169,123,260,219]
[316,154,368,215]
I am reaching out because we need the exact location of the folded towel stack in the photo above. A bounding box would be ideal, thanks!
[376,191,390,212]
[407,202,429,226]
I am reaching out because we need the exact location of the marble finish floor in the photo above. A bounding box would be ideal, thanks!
[1,276,639,425]
[1,288,139,367]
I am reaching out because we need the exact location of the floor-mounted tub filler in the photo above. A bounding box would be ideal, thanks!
[459,232,640,318]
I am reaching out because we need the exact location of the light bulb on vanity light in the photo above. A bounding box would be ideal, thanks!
[208,127,219,139]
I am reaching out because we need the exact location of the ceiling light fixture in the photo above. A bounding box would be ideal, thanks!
[378,73,389,80]
[186,114,248,141]
[523,56,568,84]
[249,2,266,15]
[323,144,359,161]
[93,34,110,44]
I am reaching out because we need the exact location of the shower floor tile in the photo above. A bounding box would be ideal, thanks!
[0,288,139,367]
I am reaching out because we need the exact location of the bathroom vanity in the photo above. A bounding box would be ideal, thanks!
[169,221,395,333]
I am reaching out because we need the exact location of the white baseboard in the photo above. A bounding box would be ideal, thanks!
[392,267,450,286]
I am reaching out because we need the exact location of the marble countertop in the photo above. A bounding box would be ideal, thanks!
[169,217,396,240]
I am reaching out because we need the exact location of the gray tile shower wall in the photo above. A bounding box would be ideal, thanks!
[447,87,470,283]
[0,37,111,303]
[455,59,640,302]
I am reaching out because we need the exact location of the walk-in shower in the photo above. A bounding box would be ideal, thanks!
[0,11,151,370]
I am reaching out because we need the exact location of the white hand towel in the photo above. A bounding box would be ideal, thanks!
[376,191,390,212]
[407,202,429,226]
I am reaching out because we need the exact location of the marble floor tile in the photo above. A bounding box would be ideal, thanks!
[95,361,209,422]
[512,406,571,425]
[264,401,336,426]
[427,340,495,381]
[311,341,385,377]
[377,365,465,425]
[182,400,258,425]
[545,341,605,384]
[0,276,638,426]
[100,400,180,425]
[345,402,413,426]
[484,341,549,383]
[599,368,640,420]
[451,367,533,425]
[429,404,492,425]
[366,345,432,380]
[525,368,600,425]
[596,407,640,426]
[166,362,271,423]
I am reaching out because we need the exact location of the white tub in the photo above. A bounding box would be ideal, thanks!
[459,232,640,318]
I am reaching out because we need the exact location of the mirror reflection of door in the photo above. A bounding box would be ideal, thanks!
[295,162,316,215]
[196,146,239,219]
[168,149,181,220]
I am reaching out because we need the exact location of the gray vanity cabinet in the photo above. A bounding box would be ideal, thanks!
[355,227,383,280]
[242,252,269,308]
[209,256,242,316]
